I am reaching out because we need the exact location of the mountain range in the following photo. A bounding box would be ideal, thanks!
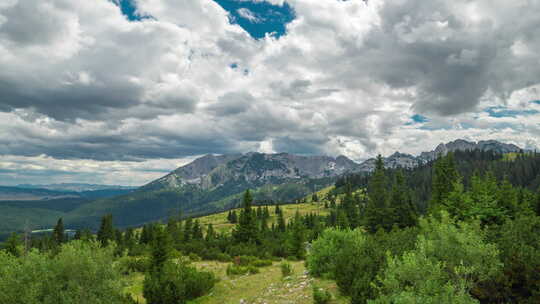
[0,139,523,237]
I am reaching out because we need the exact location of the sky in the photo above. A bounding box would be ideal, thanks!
[0,0,539,186]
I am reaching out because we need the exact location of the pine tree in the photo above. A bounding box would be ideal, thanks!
[389,170,417,228]
[52,217,65,245]
[4,232,22,257]
[287,211,306,259]
[97,214,115,247]
[205,224,215,242]
[192,220,203,240]
[183,218,193,241]
[150,228,172,271]
[312,193,319,202]
[365,155,389,232]
[233,190,259,243]
[230,210,238,224]
[430,152,459,211]
[277,208,287,233]
[535,186,540,216]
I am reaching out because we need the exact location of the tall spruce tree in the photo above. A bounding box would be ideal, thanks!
[365,155,390,232]
[233,190,259,243]
[97,214,115,247]
[430,152,459,212]
[52,217,65,245]
[389,170,417,228]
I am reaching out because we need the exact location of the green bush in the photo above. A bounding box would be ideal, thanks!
[233,255,258,266]
[306,228,365,279]
[216,252,232,262]
[370,212,501,304]
[480,215,540,303]
[251,259,273,267]
[313,286,332,304]
[0,240,131,304]
[143,259,217,303]
[117,256,150,274]
[188,252,202,262]
[281,261,292,277]
[226,264,259,276]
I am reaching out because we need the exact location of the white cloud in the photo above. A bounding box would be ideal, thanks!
[0,0,539,184]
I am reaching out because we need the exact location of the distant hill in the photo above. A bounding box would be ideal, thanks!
[17,183,137,192]
[0,139,525,237]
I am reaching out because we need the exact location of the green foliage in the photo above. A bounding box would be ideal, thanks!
[371,212,501,303]
[97,214,115,247]
[52,217,66,245]
[0,241,130,304]
[3,232,23,257]
[307,228,365,279]
[143,259,217,304]
[365,155,390,232]
[313,286,332,304]
[485,215,540,303]
[281,261,293,277]
[226,264,260,276]
[430,152,460,211]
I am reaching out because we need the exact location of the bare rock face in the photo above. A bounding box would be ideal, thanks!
[142,152,360,191]
[142,139,522,190]
[418,139,521,162]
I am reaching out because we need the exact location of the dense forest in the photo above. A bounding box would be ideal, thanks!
[1,150,540,303]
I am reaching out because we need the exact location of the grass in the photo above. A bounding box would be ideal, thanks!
[197,202,331,233]
[124,260,349,304]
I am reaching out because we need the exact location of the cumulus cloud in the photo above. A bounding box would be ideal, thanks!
[0,0,539,185]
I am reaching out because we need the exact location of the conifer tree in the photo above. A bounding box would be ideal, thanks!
[312,193,319,202]
[4,232,22,257]
[389,170,417,228]
[52,217,65,245]
[233,190,259,243]
[97,214,115,247]
[365,155,390,232]
[205,224,215,242]
[192,220,203,240]
[150,227,172,271]
[277,208,287,233]
[183,218,193,241]
[430,152,459,211]
[230,210,238,223]
[287,211,306,259]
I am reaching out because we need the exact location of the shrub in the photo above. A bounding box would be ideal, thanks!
[226,264,259,276]
[281,261,292,277]
[216,252,232,262]
[370,212,501,304]
[233,255,257,266]
[306,228,365,279]
[188,252,201,262]
[117,256,150,274]
[251,259,273,267]
[143,259,217,303]
[0,241,130,304]
[313,286,332,304]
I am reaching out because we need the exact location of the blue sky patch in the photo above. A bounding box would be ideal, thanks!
[213,0,295,39]
[411,114,429,123]
[112,0,151,21]
[484,106,539,118]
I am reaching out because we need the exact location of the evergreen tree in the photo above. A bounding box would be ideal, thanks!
[4,232,22,257]
[97,214,115,247]
[430,152,459,211]
[192,220,203,240]
[52,217,65,245]
[312,193,319,202]
[277,208,287,233]
[233,190,259,243]
[230,210,238,223]
[535,186,540,216]
[205,224,215,242]
[263,206,270,219]
[389,170,417,228]
[287,211,306,259]
[183,218,193,241]
[150,227,172,271]
[365,155,390,232]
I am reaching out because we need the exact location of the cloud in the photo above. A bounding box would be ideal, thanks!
[0,0,539,185]
[237,8,263,23]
